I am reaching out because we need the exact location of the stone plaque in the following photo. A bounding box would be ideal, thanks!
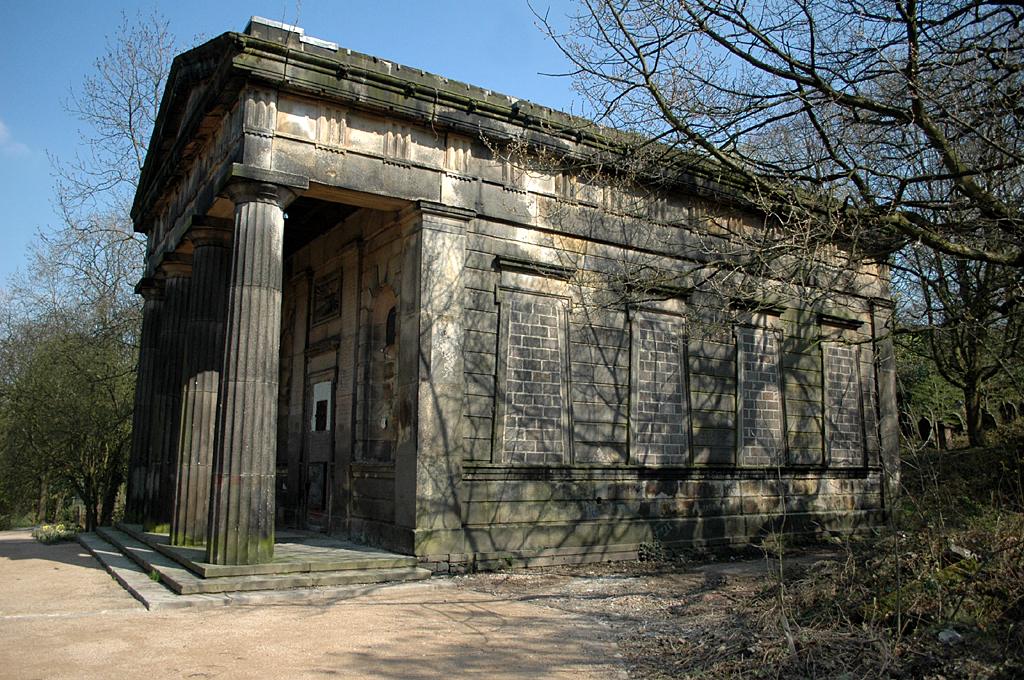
[311,273,340,325]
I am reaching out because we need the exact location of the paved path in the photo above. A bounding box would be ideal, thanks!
[0,530,623,679]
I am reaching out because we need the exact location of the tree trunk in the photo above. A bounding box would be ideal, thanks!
[53,492,66,524]
[84,503,98,532]
[964,382,986,447]
[99,463,123,527]
[83,489,98,531]
[36,476,48,524]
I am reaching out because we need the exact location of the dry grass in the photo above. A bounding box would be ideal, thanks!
[735,439,1024,679]
[457,438,1024,679]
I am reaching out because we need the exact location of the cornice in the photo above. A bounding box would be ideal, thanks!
[132,25,747,231]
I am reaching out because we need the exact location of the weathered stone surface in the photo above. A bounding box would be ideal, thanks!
[823,342,865,466]
[872,302,901,504]
[499,292,569,465]
[144,259,191,532]
[394,202,473,556]
[122,16,900,575]
[171,222,232,546]
[630,311,690,466]
[736,326,785,467]
[125,279,163,523]
[206,182,294,565]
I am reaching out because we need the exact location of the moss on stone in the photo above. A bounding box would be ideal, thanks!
[258,535,275,562]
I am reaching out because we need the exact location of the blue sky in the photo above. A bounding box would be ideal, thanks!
[0,0,580,282]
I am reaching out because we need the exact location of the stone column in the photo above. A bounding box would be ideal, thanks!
[395,201,473,559]
[125,278,164,524]
[170,220,233,546]
[206,181,295,565]
[144,255,192,532]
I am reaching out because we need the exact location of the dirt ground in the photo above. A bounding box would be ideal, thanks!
[453,552,826,679]
[454,548,1022,679]
[0,526,835,680]
[10,528,994,679]
[0,530,624,679]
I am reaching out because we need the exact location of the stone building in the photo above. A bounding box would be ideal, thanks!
[125,17,899,568]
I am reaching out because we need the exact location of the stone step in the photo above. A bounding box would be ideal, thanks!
[77,532,223,610]
[94,526,431,595]
[95,526,204,595]
[115,523,419,578]
[79,531,433,610]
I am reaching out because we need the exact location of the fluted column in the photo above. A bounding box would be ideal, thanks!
[170,221,233,546]
[206,181,294,565]
[143,255,192,532]
[125,278,164,524]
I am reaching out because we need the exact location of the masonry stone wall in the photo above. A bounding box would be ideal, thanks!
[737,326,785,467]
[824,343,864,465]
[454,216,888,568]
[631,313,690,466]
[499,292,569,465]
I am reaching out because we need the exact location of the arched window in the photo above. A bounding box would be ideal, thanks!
[385,306,397,347]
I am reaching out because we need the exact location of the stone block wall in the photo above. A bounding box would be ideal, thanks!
[736,326,785,467]
[631,313,690,466]
[446,216,889,571]
[824,343,864,465]
[500,292,569,465]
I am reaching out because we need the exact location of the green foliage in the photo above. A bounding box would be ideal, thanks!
[1,320,135,530]
[0,512,36,531]
[894,248,1024,445]
[1,13,169,533]
[896,334,966,426]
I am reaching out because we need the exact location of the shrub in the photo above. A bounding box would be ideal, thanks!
[756,443,1024,677]
[31,523,81,544]
[0,512,36,531]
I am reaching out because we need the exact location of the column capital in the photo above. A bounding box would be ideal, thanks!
[186,217,234,249]
[134,276,164,301]
[226,180,298,210]
[225,163,308,209]
[157,252,193,279]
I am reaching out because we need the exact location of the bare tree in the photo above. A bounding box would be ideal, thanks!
[0,12,177,528]
[537,0,1023,267]
[894,246,1024,445]
[55,10,176,219]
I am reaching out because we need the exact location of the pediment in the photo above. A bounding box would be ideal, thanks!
[132,34,244,226]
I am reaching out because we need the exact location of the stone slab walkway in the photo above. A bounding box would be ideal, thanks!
[0,530,624,679]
